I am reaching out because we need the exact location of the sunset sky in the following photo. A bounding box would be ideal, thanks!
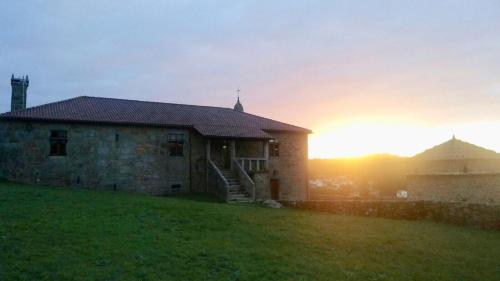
[1,1,499,158]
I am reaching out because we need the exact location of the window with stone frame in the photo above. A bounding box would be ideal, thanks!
[168,133,185,157]
[49,130,68,156]
[270,141,280,157]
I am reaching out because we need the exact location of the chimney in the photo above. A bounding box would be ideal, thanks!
[10,74,29,111]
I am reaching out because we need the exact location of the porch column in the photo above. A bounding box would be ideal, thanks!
[206,139,211,160]
[264,140,269,170]
[264,140,269,159]
[206,139,211,192]
[230,140,236,169]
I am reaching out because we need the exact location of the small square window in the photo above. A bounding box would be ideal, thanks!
[49,130,68,156]
[270,142,280,157]
[171,184,182,193]
[168,134,184,157]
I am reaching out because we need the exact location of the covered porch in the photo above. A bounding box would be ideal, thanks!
[207,139,269,173]
[194,124,274,202]
[206,138,270,202]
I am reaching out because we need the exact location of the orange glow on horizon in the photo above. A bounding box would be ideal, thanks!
[308,118,500,159]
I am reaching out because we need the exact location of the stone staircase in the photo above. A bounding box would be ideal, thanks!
[221,169,252,203]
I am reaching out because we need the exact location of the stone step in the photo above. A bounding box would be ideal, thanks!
[227,199,252,204]
[228,193,249,199]
[228,191,245,196]
[228,197,252,202]
[228,197,251,202]
[228,190,246,194]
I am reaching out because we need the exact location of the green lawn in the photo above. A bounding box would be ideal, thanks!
[1,182,499,281]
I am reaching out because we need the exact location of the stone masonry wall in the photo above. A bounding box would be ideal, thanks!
[406,174,500,205]
[0,120,206,195]
[267,132,309,201]
[189,131,208,193]
[253,171,270,200]
[410,159,500,174]
[0,120,309,200]
[281,200,500,230]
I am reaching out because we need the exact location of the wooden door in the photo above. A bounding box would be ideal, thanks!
[211,140,231,169]
[220,140,230,169]
[270,179,279,200]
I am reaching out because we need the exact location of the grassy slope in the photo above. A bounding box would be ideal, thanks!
[1,182,499,281]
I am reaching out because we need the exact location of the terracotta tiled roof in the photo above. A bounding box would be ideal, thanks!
[194,124,272,139]
[413,137,499,160]
[0,96,310,138]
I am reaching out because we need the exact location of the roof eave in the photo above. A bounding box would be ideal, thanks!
[263,128,312,134]
[0,116,193,129]
[200,135,272,140]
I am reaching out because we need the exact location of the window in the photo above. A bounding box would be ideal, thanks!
[270,142,280,157]
[50,130,67,156]
[171,184,182,193]
[168,134,184,156]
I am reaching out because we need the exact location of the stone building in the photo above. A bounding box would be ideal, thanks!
[0,76,310,202]
[407,136,500,204]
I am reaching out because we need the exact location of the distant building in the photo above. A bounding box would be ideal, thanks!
[309,179,325,188]
[396,190,408,199]
[406,136,500,204]
[0,75,311,202]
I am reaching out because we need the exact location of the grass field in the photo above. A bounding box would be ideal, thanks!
[1,182,499,280]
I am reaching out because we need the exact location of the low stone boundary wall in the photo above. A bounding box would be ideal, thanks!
[281,200,500,230]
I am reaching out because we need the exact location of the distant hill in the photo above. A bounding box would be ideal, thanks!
[413,136,499,160]
[308,138,500,196]
[308,154,410,195]
[309,154,409,177]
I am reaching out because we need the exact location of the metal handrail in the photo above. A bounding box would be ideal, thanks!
[208,159,230,186]
[233,158,255,185]
[232,158,256,201]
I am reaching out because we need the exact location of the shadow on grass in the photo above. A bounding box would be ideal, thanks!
[166,192,222,203]
[0,180,228,204]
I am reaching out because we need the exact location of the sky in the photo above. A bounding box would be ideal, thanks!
[1,0,499,158]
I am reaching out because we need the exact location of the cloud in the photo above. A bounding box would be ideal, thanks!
[1,0,499,150]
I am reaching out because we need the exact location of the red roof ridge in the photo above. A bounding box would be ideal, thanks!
[0,95,312,135]
[78,96,311,132]
[79,95,236,111]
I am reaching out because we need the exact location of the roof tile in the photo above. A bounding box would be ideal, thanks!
[0,96,311,138]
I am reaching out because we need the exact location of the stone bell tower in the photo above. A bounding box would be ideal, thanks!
[11,74,29,111]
